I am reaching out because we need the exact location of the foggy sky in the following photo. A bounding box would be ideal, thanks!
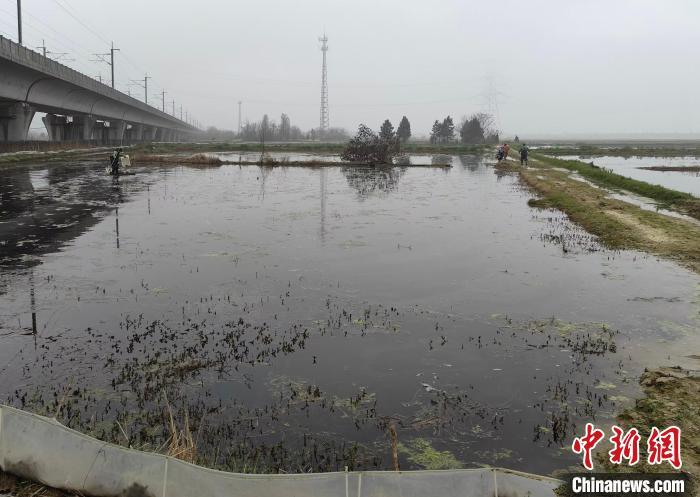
[1,0,698,137]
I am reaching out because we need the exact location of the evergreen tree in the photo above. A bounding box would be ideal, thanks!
[460,117,484,144]
[396,116,411,143]
[441,116,455,143]
[430,120,442,144]
[280,113,291,140]
[379,119,395,141]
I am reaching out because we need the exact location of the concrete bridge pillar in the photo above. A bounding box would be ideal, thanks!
[72,115,96,141]
[41,114,95,142]
[42,114,69,141]
[142,126,157,142]
[130,124,144,142]
[106,120,126,144]
[0,103,36,142]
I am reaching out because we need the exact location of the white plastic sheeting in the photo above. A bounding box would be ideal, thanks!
[0,405,561,497]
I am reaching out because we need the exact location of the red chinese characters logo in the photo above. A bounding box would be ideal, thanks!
[608,426,641,465]
[648,426,682,470]
[572,424,682,470]
[572,423,605,470]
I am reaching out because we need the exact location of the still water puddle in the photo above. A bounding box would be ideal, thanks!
[0,155,698,475]
[559,155,700,196]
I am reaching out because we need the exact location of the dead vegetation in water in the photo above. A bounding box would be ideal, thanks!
[132,152,224,165]
[165,396,197,463]
[0,470,77,497]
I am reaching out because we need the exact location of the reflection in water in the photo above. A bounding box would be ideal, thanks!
[341,166,406,198]
[457,155,485,172]
[29,267,37,334]
[320,168,327,242]
[431,154,452,165]
[0,163,142,269]
[115,207,120,249]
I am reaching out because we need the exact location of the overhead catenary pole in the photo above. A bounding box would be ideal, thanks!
[110,42,119,89]
[129,74,150,104]
[238,101,242,135]
[92,42,119,88]
[172,99,175,116]
[39,41,70,62]
[16,0,22,45]
[161,90,167,112]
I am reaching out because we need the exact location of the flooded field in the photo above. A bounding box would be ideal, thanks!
[558,155,700,196]
[208,151,450,166]
[1,155,698,476]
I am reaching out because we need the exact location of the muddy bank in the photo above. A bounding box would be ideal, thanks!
[503,152,700,273]
[599,368,699,493]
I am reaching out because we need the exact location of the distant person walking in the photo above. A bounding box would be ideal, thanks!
[520,144,529,166]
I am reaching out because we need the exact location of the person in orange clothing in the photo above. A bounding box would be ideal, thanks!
[503,143,510,160]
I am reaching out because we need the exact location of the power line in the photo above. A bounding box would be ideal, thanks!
[0,0,190,125]
[37,39,73,62]
[0,4,107,76]
[51,0,110,46]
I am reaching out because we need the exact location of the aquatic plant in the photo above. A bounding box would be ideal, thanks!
[397,438,463,470]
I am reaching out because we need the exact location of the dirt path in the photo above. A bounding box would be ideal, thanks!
[500,153,700,274]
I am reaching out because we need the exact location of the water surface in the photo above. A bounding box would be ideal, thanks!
[559,155,700,196]
[0,155,698,475]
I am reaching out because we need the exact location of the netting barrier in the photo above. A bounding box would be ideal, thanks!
[0,405,561,496]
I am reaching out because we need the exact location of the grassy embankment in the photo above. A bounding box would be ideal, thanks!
[535,144,700,158]
[0,146,116,166]
[500,149,700,273]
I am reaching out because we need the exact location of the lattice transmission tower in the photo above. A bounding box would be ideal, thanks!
[319,34,329,134]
